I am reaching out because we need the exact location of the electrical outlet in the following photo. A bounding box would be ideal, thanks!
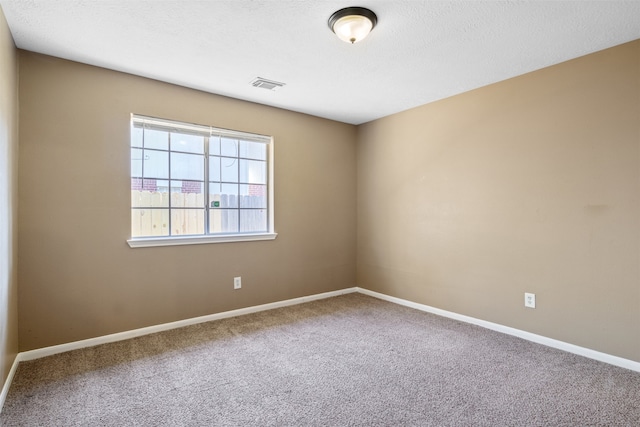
[234,277,242,290]
[524,292,536,308]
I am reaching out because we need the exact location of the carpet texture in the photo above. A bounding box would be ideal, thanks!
[1,293,639,426]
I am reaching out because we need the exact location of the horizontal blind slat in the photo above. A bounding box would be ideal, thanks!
[132,114,271,144]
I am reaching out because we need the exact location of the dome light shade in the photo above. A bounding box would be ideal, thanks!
[329,7,377,44]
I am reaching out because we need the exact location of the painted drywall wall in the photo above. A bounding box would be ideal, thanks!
[0,6,18,388]
[18,52,357,351]
[357,40,640,362]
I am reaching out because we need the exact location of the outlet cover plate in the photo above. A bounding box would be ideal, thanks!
[524,292,536,308]
[234,277,242,289]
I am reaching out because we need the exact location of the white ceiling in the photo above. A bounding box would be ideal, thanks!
[1,0,639,125]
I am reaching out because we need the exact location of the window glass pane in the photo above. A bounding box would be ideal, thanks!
[170,132,204,154]
[144,129,169,150]
[240,209,267,233]
[209,209,239,233]
[240,184,267,208]
[209,156,221,182]
[220,157,238,183]
[209,183,238,208]
[155,179,170,195]
[131,148,143,177]
[239,140,266,160]
[221,137,238,157]
[170,181,204,209]
[239,159,266,184]
[131,208,169,237]
[131,126,143,148]
[171,152,204,180]
[131,115,273,242]
[131,179,169,207]
[209,135,220,156]
[171,209,205,236]
[143,149,169,179]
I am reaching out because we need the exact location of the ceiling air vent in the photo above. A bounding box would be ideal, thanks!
[251,77,286,91]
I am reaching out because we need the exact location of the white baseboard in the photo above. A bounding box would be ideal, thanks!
[3,284,639,415]
[356,287,640,373]
[19,287,358,362]
[0,354,20,415]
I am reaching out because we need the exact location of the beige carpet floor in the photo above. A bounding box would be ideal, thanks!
[1,293,639,426]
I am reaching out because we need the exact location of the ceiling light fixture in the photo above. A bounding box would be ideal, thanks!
[328,6,377,44]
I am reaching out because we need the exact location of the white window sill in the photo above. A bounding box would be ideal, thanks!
[127,233,278,248]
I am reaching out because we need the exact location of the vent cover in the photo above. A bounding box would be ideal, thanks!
[251,77,286,91]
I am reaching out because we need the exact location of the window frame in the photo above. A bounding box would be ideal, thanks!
[127,114,276,248]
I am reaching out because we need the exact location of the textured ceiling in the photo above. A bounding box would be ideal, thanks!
[1,0,639,125]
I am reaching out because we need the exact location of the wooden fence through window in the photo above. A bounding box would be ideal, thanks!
[131,191,266,237]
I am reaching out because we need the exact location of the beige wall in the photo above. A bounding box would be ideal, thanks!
[13,35,640,364]
[18,51,357,351]
[358,40,640,362]
[0,6,19,388]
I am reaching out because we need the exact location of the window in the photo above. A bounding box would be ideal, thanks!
[128,115,276,248]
